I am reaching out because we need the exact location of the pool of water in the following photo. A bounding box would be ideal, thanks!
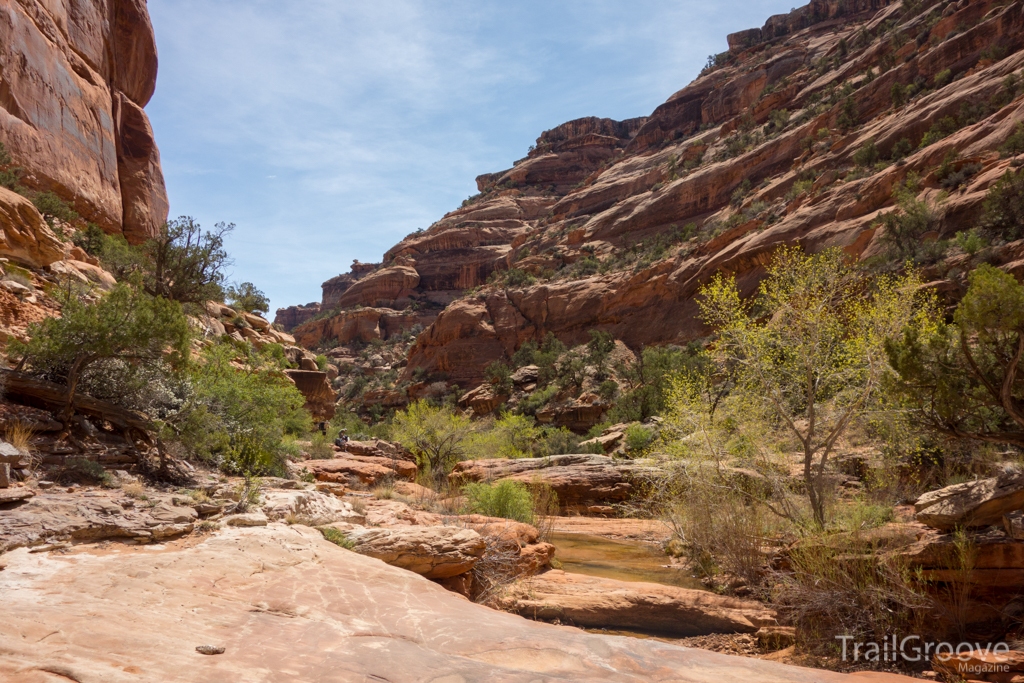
[549,532,705,590]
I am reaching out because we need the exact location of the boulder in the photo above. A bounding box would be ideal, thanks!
[343,524,486,579]
[459,383,507,416]
[224,512,269,527]
[0,189,65,268]
[915,471,1024,530]
[283,369,337,420]
[0,488,32,504]
[261,489,364,526]
[345,439,416,462]
[0,524,920,682]
[499,570,777,637]
[300,455,417,486]
[450,454,650,513]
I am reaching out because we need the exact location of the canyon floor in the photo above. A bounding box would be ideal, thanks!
[0,521,918,683]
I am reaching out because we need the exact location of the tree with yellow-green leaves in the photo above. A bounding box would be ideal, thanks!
[672,247,927,527]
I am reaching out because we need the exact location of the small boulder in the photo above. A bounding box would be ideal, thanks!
[344,525,486,579]
[224,512,269,527]
[1006,510,1024,540]
[915,471,1024,530]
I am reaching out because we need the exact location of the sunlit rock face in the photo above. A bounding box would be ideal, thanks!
[0,0,168,242]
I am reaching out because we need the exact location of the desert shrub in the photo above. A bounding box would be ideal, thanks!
[0,142,22,191]
[981,167,1024,240]
[175,342,309,476]
[918,116,958,148]
[934,68,952,88]
[320,526,355,549]
[954,229,986,256]
[533,426,583,456]
[315,354,329,372]
[937,153,982,190]
[890,82,909,108]
[58,457,116,487]
[32,192,78,229]
[227,281,269,315]
[463,480,535,524]
[500,268,536,288]
[597,379,619,401]
[484,361,514,394]
[876,175,937,261]
[852,139,879,167]
[889,138,913,161]
[464,413,539,460]
[623,423,655,454]
[773,537,931,654]
[12,282,192,426]
[1001,122,1024,158]
[609,344,705,423]
[392,401,473,485]
[306,432,335,460]
[837,97,858,131]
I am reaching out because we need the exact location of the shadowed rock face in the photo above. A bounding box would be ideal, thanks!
[0,0,167,241]
[0,524,918,682]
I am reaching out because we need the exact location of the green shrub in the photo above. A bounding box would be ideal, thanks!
[392,401,473,484]
[463,480,536,524]
[918,116,958,148]
[0,142,22,191]
[484,361,514,394]
[876,175,936,261]
[32,192,78,228]
[623,424,655,454]
[598,379,619,401]
[1000,122,1024,158]
[518,384,558,416]
[306,432,336,460]
[227,281,270,314]
[934,69,952,89]
[890,82,908,108]
[464,413,539,460]
[954,229,986,256]
[852,139,879,167]
[59,457,116,487]
[609,344,706,422]
[315,354,329,372]
[176,342,309,476]
[837,97,858,131]
[320,527,355,549]
[889,138,913,162]
[981,168,1024,240]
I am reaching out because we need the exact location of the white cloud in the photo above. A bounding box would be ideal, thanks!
[147,0,797,311]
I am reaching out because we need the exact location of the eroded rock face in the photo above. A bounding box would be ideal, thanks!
[0,524,918,682]
[297,454,417,486]
[499,569,778,637]
[282,369,337,421]
[0,0,168,240]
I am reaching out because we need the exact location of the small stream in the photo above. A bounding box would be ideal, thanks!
[549,532,705,591]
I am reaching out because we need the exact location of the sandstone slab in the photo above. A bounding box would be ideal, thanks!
[0,524,918,682]
[261,489,364,526]
[915,471,1024,530]
[344,524,486,579]
[450,454,650,513]
[500,569,778,637]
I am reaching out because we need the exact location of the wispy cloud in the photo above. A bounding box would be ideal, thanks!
[147,0,795,310]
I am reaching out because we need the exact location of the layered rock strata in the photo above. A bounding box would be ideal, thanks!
[0,0,168,240]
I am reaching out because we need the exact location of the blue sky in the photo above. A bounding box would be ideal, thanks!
[146,1,795,312]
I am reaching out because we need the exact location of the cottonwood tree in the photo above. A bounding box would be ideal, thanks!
[391,401,473,486]
[682,247,923,527]
[887,263,1024,448]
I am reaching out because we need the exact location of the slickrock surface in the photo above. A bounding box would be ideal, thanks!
[0,524,918,682]
[0,0,168,240]
[500,569,778,637]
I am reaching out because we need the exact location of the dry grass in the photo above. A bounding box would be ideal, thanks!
[5,421,35,469]
[371,478,395,499]
[122,482,148,500]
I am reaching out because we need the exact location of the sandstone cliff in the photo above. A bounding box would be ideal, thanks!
[282,0,1024,394]
[0,0,167,241]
